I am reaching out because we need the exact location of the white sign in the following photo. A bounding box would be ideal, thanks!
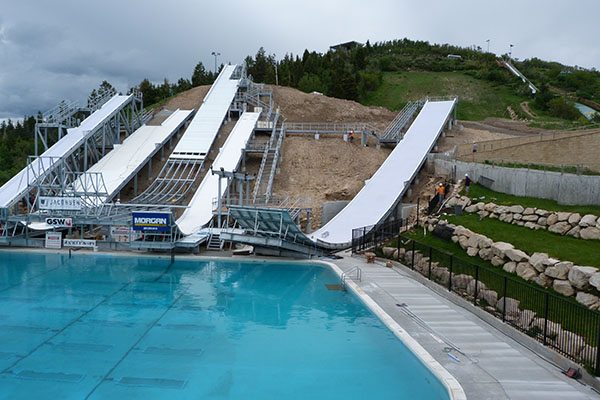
[45,217,73,228]
[45,232,62,249]
[110,226,140,243]
[39,197,82,211]
[64,239,96,248]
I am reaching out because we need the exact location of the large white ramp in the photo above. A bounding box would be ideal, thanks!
[310,100,456,248]
[0,95,132,208]
[75,109,193,203]
[177,111,261,235]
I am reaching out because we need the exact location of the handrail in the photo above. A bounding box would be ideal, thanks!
[341,266,362,290]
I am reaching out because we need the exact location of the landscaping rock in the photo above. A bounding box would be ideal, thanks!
[532,318,562,337]
[568,213,582,225]
[465,204,478,213]
[566,226,581,238]
[548,221,571,235]
[568,266,598,290]
[535,209,550,217]
[545,262,572,280]
[489,213,498,219]
[513,213,523,221]
[504,214,514,224]
[521,214,539,222]
[382,247,396,258]
[533,273,552,288]
[576,292,600,310]
[537,217,548,226]
[579,227,600,240]
[451,274,473,290]
[589,272,600,290]
[451,235,459,243]
[546,213,559,226]
[478,247,493,261]
[508,205,525,214]
[458,236,469,250]
[484,203,497,212]
[516,310,536,330]
[523,207,535,215]
[491,242,514,258]
[553,279,575,296]
[557,212,571,222]
[432,267,450,286]
[491,256,505,267]
[479,289,498,307]
[467,280,486,296]
[467,247,479,257]
[475,202,485,211]
[505,248,529,262]
[503,261,517,273]
[524,222,538,230]
[516,262,537,281]
[556,331,585,356]
[529,253,549,272]
[579,214,598,227]
[496,297,520,315]
[478,210,490,219]
[578,345,598,367]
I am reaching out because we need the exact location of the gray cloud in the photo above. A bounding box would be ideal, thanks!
[1,0,599,118]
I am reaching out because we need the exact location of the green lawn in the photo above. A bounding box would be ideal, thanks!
[445,213,600,267]
[361,71,527,121]
[464,183,600,216]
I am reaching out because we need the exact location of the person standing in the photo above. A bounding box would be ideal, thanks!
[464,174,472,194]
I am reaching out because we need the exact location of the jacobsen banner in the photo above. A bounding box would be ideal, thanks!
[132,212,170,232]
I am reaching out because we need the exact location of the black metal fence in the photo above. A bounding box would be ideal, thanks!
[352,224,600,375]
[351,218,406,254]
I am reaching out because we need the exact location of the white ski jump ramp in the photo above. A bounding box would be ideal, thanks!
[75,109,193,204]
[177,111,261,235]
[0,95,132,208]
[310,99,456,248]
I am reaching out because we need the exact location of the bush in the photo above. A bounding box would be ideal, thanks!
[547,97,581,120]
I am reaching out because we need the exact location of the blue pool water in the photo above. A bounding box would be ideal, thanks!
[0,252,449,400]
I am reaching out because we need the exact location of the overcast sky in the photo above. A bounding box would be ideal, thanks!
[1,0,599,119]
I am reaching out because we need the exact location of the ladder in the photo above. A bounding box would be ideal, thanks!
[206,231,223,250]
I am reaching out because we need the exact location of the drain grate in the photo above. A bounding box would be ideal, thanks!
[325,284,344,291]
[143,347,203,357]
[15,370,84,383]
[118,376,186,389]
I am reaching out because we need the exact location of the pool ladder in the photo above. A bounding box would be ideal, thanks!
[340,267,362,291]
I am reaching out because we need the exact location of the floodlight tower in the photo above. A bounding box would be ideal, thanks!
[486,39,490,53]
[509,44,514,60]
[211,51,221,74]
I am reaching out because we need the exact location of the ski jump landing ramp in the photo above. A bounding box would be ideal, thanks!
[310,99,456,249]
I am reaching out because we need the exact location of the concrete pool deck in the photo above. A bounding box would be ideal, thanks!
[332,251,600,400]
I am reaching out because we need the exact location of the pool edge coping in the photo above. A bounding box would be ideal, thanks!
[320,260,467,400]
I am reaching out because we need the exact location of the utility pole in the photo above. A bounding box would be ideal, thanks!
[509,44,514,61]
[211,51,221,74]
[273,57,279,86]
[486,39,490,53]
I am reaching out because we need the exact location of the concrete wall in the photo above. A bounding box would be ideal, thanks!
[434,159,600,205]
[455,129,600,172]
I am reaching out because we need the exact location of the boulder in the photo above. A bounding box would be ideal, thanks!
[566,226,581,238]
[505,248,529,262]
[521,214,539,222]
[524,222,539,230]
[548,221,571,235]
[533,273,552,288]
[479,289,498,306]
[578,345,598,367]
[484,202,497,212]
[453,226,472,237]
[496,297,520,315]
[467,280,486,296]
[579,214,598,227]
[537,217,548,226]
[557,212,571,222]
[451,235,459,243]
[478,247,493,261]
[568,266,598,290]
[451,274,474,290]
[491,242,514,258]
[382,247,396,258]
[503,261,517,273]
[544,257,560,267]
[516,310,536,330]
[576,292,600,310]
[516,221,525,226]
[529,253,549,272]
[516,262,537,281]
[535,209,550,217]
[523,207,535,215]
[475,202,485,211]
[555,331,584,356]
[589,272,600,290]
[568,213,582,225]
[532,318,562,338]
[491,256,505,267]
[553,279,575,297]
[464,204,479,213]
[508,205,525,214]
[432,267,450,286]
[498,213,508,222]
[545,262,572,280]
[458,236,469,250]
[478,210,490,219]
[495,206,509,215]
[579,227,600,240]
[513,213,523,221]
[489,213,498,219]
[504,214,514,224]
[546,213,559,226]
[467,247,479,257]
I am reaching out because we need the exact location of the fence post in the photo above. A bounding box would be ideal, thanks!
[474,265,479,306]
[595,318,600,376]
[362,227,366,251]
[448,255,453,291]
[411,240,416,269]
[397,233,400,259]
[502,276,507,322]
[543,292,549,345]
[428,246,432,280]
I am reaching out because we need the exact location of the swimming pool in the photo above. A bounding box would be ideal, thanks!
[0,252,451,399]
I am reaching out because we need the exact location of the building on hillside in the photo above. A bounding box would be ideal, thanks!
[330,41,363,52]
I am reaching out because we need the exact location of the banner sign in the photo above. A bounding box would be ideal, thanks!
[110,226,142,243]
[45,217,73,228]
[64,239,96,248]
[39,197,82,211]
[45,232,62,249]
[132,212,170,232]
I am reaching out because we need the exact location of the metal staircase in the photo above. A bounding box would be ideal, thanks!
[379,100,424,144]
[206,231,224,250]
[252,112,283,204]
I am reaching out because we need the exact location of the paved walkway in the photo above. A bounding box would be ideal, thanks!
[332,251,600,399]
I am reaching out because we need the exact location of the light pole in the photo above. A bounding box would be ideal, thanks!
[272,55,279,86]
[486,39,490,53]
[211,51,221,74]
[509,44,514,60]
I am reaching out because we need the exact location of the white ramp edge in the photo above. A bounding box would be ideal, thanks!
[170,65,240,160]
[74,109,193,204]
[0,95,132,208]
[310,100,456,248]
[177,111,261,235]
